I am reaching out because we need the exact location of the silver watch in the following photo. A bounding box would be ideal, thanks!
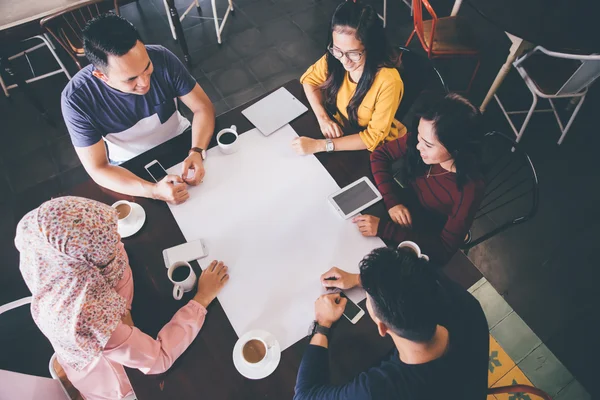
[325,139,334,153]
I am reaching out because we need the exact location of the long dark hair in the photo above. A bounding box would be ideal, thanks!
[405,93,483,189]
[322,1,395,131]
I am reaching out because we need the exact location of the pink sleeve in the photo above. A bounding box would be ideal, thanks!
[103,300,207,374]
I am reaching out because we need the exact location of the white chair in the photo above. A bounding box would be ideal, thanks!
[164,0,234,44]
[0,34,72,98]
[495,46,600,145]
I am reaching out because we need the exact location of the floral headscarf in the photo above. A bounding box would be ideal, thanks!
[15,196,128,371]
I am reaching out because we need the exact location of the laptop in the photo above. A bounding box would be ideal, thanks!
[241,87,309,136]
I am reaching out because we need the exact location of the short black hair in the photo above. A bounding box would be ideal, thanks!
[82,13,142,73]
[359,247,440,342]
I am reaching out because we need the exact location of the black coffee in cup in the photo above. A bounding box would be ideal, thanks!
[172,266,190,282]
[219,132,237,145]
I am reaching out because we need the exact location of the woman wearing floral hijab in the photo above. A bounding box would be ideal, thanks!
[15,196,229,400]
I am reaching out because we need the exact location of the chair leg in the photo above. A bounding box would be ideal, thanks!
[516,92,538,144]
[163,0,178,40]
[0,74,9,97]
[557,94,586,145]
[211,0,221,44]
[37,35,72,80]
[405,29,416,47]
[383,0,387,28]
[466,57,480,93]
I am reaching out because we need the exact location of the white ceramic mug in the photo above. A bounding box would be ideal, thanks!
[167,261,197,300]
[241,336,272,368]
[216,125,239,154]
[111,200,134,224]
[398,241,430,262]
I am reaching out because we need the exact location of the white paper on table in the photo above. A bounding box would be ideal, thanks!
[166,125,385,351]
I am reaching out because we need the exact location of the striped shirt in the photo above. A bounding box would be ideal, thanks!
[371,134,484,264]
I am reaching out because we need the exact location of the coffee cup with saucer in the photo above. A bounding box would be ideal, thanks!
[111,200,146,238]
[232,329,281,380]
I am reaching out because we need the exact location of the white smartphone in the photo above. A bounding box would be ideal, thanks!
[163,239,209,268]
[340,292,365,324]
[145,160,168,182]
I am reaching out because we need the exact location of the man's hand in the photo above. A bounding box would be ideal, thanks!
[388,204,412,227]
[151,175,190,204]
[181,152,205,185]
[292,137,325,155]
[352,215,380,237]
[193,260,229,308]
[320,267,360,290]
[314,293,347,328]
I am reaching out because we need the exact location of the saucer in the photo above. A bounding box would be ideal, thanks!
[117,203,146,238]
[232,330,281,380]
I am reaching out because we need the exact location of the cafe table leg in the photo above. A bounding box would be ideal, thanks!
[164,0,192,66]
[450,0,464,16]
[480,33,532,112]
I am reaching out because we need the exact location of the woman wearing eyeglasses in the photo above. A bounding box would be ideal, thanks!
[292,0,406,155]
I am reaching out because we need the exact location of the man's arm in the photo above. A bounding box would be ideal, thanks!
[293,294,373,400]
[179,83,215,185]
[75,140,189,204]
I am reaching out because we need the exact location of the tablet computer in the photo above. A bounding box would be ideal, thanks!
[328,177,383,219]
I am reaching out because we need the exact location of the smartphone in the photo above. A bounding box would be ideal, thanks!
[340,292,365,324]
[162,239,209,268]
[145,160,168,182]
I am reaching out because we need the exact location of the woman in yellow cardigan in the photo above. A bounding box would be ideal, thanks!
[292,0,406,155]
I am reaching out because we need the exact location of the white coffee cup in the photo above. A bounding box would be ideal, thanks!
[167,261,197,300]
[398,241,430,262]
[111,200,134,224]
[241,336,271,368]
[216,125,239,154]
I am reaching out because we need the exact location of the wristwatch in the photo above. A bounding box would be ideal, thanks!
[325,139,334,153]
[189,147,207,160]
[309,321,331,338]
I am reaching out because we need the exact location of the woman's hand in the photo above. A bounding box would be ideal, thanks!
[193,260,229,308]
[292,137,325,155]
[388,204,412,227]
[352,215,380,237]
[320,267,361,290]
[317,116,344,138]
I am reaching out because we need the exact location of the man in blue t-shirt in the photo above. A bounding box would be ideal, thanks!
[295,247,489,400]
[61,14,215,204]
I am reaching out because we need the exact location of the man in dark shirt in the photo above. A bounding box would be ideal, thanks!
[294,246,489,400]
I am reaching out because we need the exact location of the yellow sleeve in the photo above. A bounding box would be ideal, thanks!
[300,54,328,87]
[359,72,404,152]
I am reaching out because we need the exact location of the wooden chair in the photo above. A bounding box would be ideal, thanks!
[405,0,480,92]
[489,384,553,399]
[40,0,120,70]
[495,46,600,146]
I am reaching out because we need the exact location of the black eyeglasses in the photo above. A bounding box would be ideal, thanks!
[327,46,365,62]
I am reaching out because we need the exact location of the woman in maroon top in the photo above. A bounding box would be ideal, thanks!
[354,93,485,264]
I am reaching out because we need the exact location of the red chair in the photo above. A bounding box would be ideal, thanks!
[405,0,480,92]
[489,384,553,399]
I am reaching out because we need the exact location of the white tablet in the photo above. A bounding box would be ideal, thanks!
[328,177,383,219]
[241,87,308,136]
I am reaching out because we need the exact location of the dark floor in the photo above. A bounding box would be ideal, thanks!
[0,0,598,394]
